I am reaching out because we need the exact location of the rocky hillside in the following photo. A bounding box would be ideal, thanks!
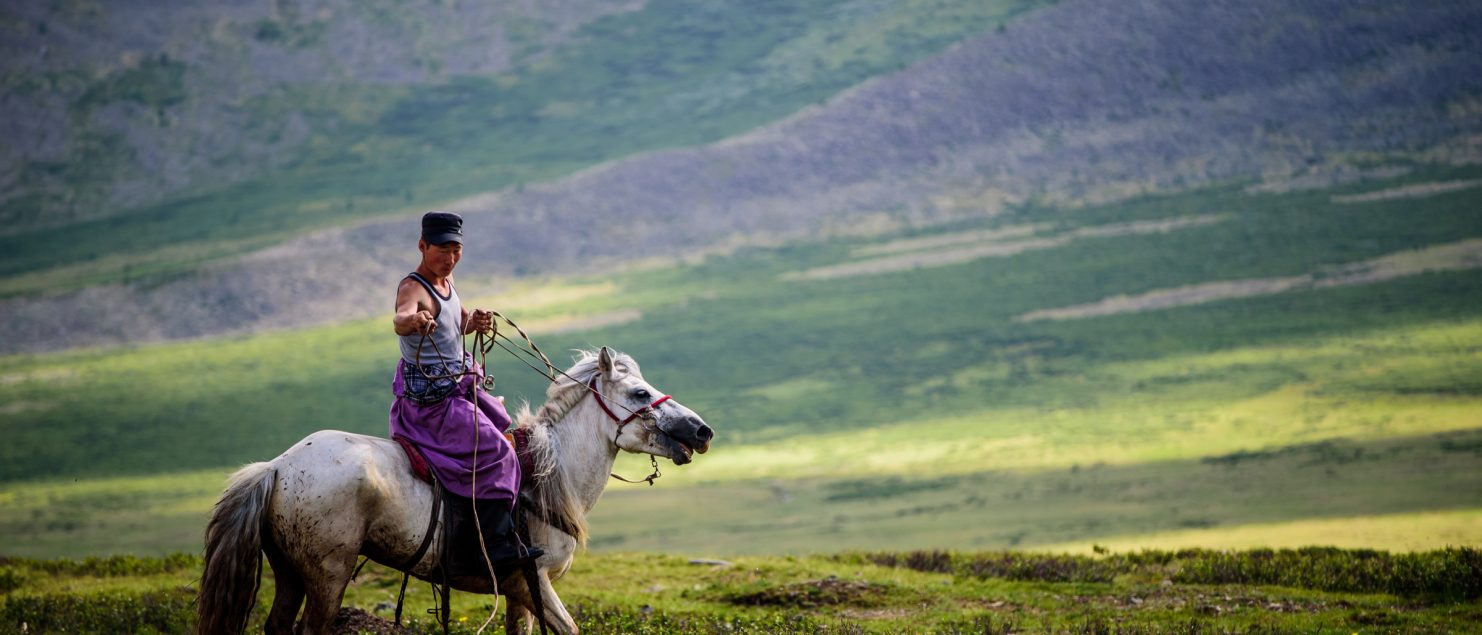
[3,0,1481,353]
[0,0,641,232]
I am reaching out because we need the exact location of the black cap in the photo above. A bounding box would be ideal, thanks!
[421,211,463,245]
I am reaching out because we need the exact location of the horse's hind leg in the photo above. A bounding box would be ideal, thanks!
[297,550,358,635]
[262,541,304,635]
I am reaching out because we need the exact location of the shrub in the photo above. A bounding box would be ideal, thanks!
[1,588,193,634]
[855,547,1482,599]
[9,553,201,578]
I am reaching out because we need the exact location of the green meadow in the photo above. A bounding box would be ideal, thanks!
[4,548,1480,633]
[3,164,1482,563]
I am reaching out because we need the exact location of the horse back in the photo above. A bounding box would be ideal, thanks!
[267,431,438,574]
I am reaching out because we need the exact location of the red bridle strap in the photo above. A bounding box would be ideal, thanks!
[588,375,671,428]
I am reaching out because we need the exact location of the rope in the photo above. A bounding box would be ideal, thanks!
[406,310,504,631]
[412,310,651,422]
[403,299,663,630]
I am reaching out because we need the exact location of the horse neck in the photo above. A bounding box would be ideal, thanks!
[541,396,618,513]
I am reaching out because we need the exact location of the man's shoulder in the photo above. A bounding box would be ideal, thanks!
[398,275,430,293]
[395,275,435,306]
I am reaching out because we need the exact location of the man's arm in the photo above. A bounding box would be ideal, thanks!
[393,278,436,336]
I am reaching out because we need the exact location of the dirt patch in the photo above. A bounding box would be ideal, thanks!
[1018,239,1482,322]
[480,282,617,312]
[785,215,1225,282]
[1019,276,1310,322]
[786,236,1069,281]
[727,576,890,609]
[852,224,1046,257]
[1066,214,1227,238]
[0,400,45,415]
[1243,166,1412,194]
[523,308,643,334]
[329,607,414,635]
[1314,238,1482,286]
[0,367,77,386]
[1331,179,1482,204]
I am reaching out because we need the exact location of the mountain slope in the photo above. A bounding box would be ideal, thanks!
[0,0,1047,287]
[0,0,643,230]
[3,165,1481,557]
[3,0,1481,354]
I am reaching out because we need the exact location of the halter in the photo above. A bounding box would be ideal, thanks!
[587,375,671,428]
[587,374,673,486]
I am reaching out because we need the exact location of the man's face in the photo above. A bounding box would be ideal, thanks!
[419,240,462,277]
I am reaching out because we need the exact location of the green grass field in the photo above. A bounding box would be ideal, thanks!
[3,163,1481,565]
[3,548,1479,633]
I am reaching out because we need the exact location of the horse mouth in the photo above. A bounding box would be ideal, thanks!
[664,428,710,464]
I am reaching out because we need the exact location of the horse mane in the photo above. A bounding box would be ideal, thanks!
[512,349,641,547]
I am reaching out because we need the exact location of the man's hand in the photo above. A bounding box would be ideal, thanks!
[395,309,436,336]
[411,310,436,334]
[466,308,495,335]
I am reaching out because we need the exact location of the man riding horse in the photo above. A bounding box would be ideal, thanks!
[196,211,716,634]
[390,211,539,579]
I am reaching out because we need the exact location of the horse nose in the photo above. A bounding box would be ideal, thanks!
[692,420,714,454]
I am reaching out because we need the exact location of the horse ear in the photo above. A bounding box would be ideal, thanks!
[597,346,616,377]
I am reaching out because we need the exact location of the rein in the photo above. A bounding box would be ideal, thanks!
[421,306,681,486]
[409,297,681,486]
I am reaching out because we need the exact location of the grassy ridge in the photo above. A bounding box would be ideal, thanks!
[2,166,1482,557]
[3,549,1480,633]
[4,165,1481,479]
[0,0,1049,295]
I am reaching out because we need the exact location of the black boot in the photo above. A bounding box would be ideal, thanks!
[443,493,543,581]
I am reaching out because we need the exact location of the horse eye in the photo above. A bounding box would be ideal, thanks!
[632,389,651,401]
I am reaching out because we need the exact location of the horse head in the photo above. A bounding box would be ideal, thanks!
[590,346,713,465]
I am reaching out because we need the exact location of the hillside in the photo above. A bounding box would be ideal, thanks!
[3,0,1481,354]
[3,164,1480,558]
[1,0,1481,580]
[0,0,1045,293]
[0,0,642,230]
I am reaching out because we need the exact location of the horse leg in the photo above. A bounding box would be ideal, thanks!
[504,603,533,635]
[535,573,579,635]
[296,550,358,635]
[501,570,579,634]
[262,540,304,635]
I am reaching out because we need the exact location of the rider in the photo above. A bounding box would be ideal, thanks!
[390,211,538,580]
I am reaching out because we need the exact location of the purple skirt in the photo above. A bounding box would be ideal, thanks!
[389,357,520,505]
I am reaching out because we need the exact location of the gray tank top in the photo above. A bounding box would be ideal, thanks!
[399,272,464,367]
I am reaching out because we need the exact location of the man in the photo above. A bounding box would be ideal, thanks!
[390,211,537,580]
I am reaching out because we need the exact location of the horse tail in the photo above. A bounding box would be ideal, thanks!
[196,462,276,635]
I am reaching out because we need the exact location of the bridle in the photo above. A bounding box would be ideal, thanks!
[587,374,671,428]
[586,374,673,485]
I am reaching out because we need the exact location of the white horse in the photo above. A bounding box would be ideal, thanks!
[196,347,713,634]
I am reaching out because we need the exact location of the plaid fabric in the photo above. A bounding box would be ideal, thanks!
[400,358,466,405]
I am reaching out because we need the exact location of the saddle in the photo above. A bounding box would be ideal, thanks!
[391,435,549,635]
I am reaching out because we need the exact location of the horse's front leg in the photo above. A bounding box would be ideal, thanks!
[503,569,578,634]
[504,603,533,635]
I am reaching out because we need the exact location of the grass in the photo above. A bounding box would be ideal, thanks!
[3,549,1480,633]
[1038,509,1482,555]
[2,164,1482,559]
